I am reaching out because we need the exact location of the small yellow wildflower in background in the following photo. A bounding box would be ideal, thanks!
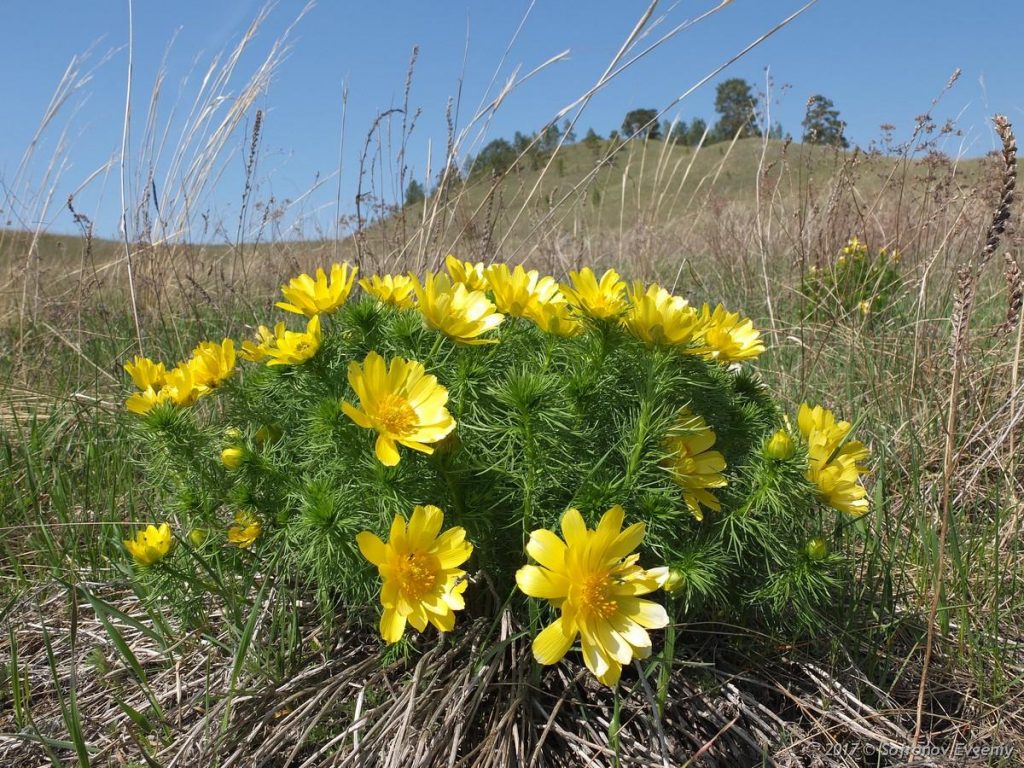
[696,304,765,363]
[516,506,668,687]
[841,236,867,258]
[228,511,262,549]
[412,273,504,345]
[621,282,703,349]
[663,408,727,520]
[359,274,416,309]
[341,351,456,466]
[560,267,628,320]
[277,263,357,316]
[797,403,870,516]
[187,338,236,387]
[357,504,472,643]
[124,523,173,566]
[445,254,488,291]
[858,299,872,317]
[764,429,795,460]
[241,316,322,366]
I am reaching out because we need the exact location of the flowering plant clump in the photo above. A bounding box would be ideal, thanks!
[124,259,872,685]
[803,236,902,324]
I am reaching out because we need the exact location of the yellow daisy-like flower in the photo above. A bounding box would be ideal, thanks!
[341,351,456,466]
[484,263,561,318]
[227,511,262,549]
[516,506,669,687]
[124,356,166,391]
[124,523,173,566]
[622,282,704,350]
[412,272,504,345]
[445,254,488,291]
[797,403,870,516]
[858,299,872,317]
[663,408,727,521]
[242,316,322,367]
[485,263,581,335]
[357,504,473,643]
[187,338,236,387]
[125,364,207,414]
[531,298,584,337]
[359,274,417,309]
[276,263,358,316]
[560,267,628,320]
[695,304,765,363]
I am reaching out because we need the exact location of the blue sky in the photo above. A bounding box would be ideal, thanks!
[0,1,1014,238]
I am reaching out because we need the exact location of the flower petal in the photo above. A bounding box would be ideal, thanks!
[356,531,388,567]
[515,564,570,600]
[526,528,567,572]
[376,435,401,466]
[532,618,577,665]
[380,608,406,644]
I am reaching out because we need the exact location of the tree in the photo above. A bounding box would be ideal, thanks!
[560,119,577,144]
[801,94,849,148]
[686,118,708,146]
[664,120,689,145]
[621,108,661,140]
[404,179,425,207]
[582,127,603,155]
[473,138,517,177]
[712,78,758,141]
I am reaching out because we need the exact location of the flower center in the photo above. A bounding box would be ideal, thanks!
[377,394,417,436]
[578,572,618,620]
[397,552,439,598]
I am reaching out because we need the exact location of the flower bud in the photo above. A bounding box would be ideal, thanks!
[189,528,209,547]
[254,423,282,446]
[765,430,794,460]
[805,537,828,561]
[224,427,243,441]
[663,567,686,594]
[221,446,245,470]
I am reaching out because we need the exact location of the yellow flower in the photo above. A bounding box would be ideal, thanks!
[357,504,473,643]
[663,408,727,521]
[125,364,207,414]
[228,511,262,549]
[622,282,704,349]
[243,316,322,366]
[695,304,764,363]
[412,272,504,345]
[797,403,870,516]
[805,537,828,560]
[765,429,795,460]
[124,356,166,391]
[858,299,872,316]
[445,254,488,291]
[515,506,669,687]
[360,274,416,308]
[560,267,628,320]
[277,263,358,316]
[221,447,244,470]
[124,523,173,566]
[484,264,559,317]
[341,351,456,466]
[531,298,584,337]
[187,338,236,387]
